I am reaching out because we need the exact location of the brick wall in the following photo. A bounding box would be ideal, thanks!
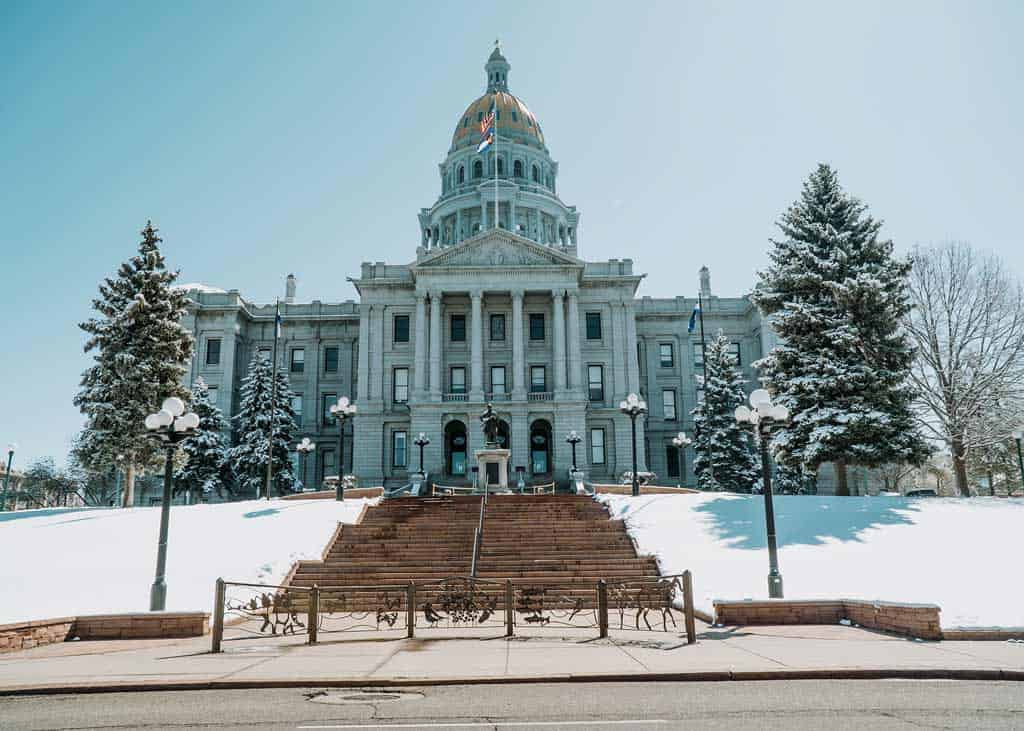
[714,598,942,640]
[0,612,209,654]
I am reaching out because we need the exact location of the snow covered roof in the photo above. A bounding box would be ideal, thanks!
[173,283,228,294]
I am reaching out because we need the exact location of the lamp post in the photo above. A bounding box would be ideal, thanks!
[296,438,315,492]
[144,397,199,611]
[671,431,692,488]
[619,393,648,497]
[1013,428,1024,496]
[113,454,124,507]
[566,431,582,472]
[414,432,430,475]
[0,443,15,512]
[328,396,357,500]
[735,389,789,599]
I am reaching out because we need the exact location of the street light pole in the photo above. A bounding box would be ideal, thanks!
[619,394,648,497]
[735,389,788,599]
[414,433,430,474]
[0,444,15,512]
[565,431,582,472]
[671,432,692,488]
[329,397,358,500]
[144,397,199,612]
[296,438,315,493]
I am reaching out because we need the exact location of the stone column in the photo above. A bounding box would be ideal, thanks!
[481,197,487,230]
[357,304,370,401]
[429,291,442,399]
[373,305,385,400]
[611,301,627,400]
[552,290,566,395]
[413,291,427,397]
[470,290,484,401]
[566,289,582,394]
[511,289,525,398]
[455,208,463,244]
[625,299,640,395]
[510,195,517,234]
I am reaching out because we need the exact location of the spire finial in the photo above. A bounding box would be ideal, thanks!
[485,41,509,92]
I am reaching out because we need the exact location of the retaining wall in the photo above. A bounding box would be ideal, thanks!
[713,598,942,640]
[0,612,209,655]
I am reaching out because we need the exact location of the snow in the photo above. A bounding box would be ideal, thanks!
[600,493,1024,628]
[173,283,227,294]
[0,498,374,625]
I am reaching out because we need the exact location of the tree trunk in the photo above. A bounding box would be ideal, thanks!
[123,464,136,507]
[987,469,995,497]
[951,439,970,496]
[834,459,850,496]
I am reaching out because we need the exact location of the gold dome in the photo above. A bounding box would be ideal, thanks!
[451,92,546,152]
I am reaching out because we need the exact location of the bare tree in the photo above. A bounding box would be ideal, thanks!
[905,243,1024,495]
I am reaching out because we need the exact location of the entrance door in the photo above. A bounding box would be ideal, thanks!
[530,419,552,475]
[445,420,468,476]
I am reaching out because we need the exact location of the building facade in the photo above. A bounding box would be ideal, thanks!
[180,46,773,491]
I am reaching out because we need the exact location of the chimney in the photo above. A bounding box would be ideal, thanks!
[699,266,711,299]
[285,274,297,304]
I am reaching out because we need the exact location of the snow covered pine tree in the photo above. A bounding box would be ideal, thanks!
[229,353,298,497]
[691,330,760,492]
[175,378,230,501]
[74,222,193,506]
[752,164,929,495]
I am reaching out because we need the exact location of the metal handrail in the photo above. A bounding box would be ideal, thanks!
[470,495,486,577]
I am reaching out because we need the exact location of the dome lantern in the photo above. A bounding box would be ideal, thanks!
[485,39,510,93]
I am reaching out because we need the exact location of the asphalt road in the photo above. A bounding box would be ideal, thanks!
[2,680,1022,730]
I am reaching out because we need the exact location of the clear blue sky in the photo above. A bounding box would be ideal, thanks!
[2,1,1022,468]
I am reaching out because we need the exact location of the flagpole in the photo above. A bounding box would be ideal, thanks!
[697,292,716,490]
[265,299,281,501]
[493,94,499,230]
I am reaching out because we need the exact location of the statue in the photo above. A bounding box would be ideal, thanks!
[480,402,501,448]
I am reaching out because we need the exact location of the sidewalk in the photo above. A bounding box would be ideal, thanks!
[1,622,1023,694]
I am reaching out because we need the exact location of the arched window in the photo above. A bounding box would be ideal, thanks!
[497,158,505,176]
[473,160,483,179]
[445,421,468,476]
[532,164,540,183]
[457,165,465,184]
[513,160,523,178]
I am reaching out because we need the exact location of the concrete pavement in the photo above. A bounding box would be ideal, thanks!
[1,622,1023,695]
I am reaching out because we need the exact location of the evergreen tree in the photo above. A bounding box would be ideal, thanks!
[229,353,297,497]
[692,330,760,492]
[175,378,230,501]
[752,164,929,495]
[74,222,193,506]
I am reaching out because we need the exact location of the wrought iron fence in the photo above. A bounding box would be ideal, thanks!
[211,571,697,652]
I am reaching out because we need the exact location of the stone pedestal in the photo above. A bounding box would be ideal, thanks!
[475,448,511,490]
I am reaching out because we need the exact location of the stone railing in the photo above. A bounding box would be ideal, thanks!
[443,393,469,402]
[527,391,553,401]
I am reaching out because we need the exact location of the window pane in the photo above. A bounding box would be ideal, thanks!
[324,346,339,373]
[291,348,305,373]
[588,365,604,402]
[530,366,546,392]
[729,342,741,366]
[394,315,410,343]
[451,315,466,342]
[529,313,545,340]
[393,431,407,468]
[491,366,506,393]
[451,367,466,393]
[666,445,680,477]
[291,394,303,426]
[393,368,409,403]
[662,389,676,420]
[322,393,337,426]
[659,343,674,367]
[585,313,602,340]
[591,428,605,464]
[693,342,704,366]
[206,338,221,366]
[490,314,505,341]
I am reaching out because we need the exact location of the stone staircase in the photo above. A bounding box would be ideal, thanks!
[285,494,661,608]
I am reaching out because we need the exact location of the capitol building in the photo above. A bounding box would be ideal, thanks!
[181,46,773,491]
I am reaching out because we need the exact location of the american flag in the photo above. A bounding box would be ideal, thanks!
[477,106,495,153]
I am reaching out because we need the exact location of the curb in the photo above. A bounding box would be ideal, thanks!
[1,668,1022,696]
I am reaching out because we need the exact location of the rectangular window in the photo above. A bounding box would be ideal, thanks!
[290,348,305,373]
[322,393,337,426]
[393,367,409,403]
[585,312,602,340]
[451,314,466,342]
[392,431,408,469]
[450,366,466,393]
[693,343,704,367]
[393,315,410,343]
[490,313,506,341]
[530,365,546,393]
[324,346,339,373]
[666,445,680,478]
[206,385,218,404]
[291,394,303,427]
[205,338,221,366]
[321,449,335,483]
[591,428,606,465]
[588,365,604,402]
[729,342,742,366]
[659,343,674,368]
[491,365,506,394]
[529,313,545,340]
[662,389,677,421]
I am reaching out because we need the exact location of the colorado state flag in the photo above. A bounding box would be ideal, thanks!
[477,106,495,153]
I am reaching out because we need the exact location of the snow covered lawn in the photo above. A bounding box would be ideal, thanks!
[600,493,1024,628]
[0,498,374,625]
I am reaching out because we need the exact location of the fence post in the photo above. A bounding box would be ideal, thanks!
[505,579,514,637]
[597,579,608,639]
[682,570,696,645]
[211,578,225,653]
[307,585,319,645]
[407,582,416,639]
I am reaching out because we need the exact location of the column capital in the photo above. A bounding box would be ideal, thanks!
[469,288,483,300]
[565,286,580,299]
[551,288,565,301]
[509,287,525,299]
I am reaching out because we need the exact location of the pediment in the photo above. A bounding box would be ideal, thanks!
[415,230,582,269]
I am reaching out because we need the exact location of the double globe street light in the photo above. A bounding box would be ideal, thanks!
[144,396,200,611]
[619,393,648,497]
[413,433,430,475]
[0,443,16,512]
[735,388,789,600]
[295,437,316,492]
[328,396,357,501]
[671,432,692,488]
